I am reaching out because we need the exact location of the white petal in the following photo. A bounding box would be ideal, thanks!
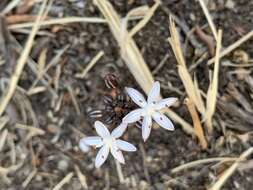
[95,145,110,168]
[155,97,178,110]
[116,139,137,152]
[147,81,160,103]
[152,112,175,131]
[125,87,147,107]
[111,143,125,164]
[81,136,103,147]
[94,121,110,137]
[79,139,90,152]
[111,123,128,138]
[142,116,152,141]
[123,109,143,123]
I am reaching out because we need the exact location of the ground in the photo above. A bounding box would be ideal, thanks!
[0,0,253,189]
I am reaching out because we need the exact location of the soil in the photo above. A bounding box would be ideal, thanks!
[0,0,253,190]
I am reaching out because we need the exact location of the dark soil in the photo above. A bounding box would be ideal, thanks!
[0,0,253,189]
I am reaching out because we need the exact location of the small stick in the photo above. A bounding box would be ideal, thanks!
[52,172,74,190]
[197,0,218,40]
[171,157,238,174]
[184,98,207,149]
[208,30,253,65]
[209,147,253,190]
[67,85,81,115]
[8,17,106,30]
[75,51,104,78]
[22,169,37,188]
[74,165,88,189]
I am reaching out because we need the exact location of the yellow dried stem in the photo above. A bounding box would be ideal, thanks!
[205,29,222,134]
[185,98,207,149]
[168,17,206,115]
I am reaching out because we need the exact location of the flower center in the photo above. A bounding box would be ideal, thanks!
[145,104,155,116]
[103,136,114,148]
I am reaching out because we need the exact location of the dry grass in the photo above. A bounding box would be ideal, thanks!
[209,147,253,190]
[204,30,222,133]
[75,50,104,78]
[168,17,206,115]
[93,0,194,135]
[0,0,48,116]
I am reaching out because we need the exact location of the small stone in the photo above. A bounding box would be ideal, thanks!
[225,0,235,9]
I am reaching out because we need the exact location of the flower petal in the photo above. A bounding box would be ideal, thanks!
[116,139,137,152]
[142,116,152,141]
[125,87,147,107]
[152,112,175,131]
[94,121,110,137]
[147,81,160,103]
[81,136,103,147]
[111,143,125,164]
[79,139,90,152]
[154,97,178,110]
[111,123,128,138]
[95,145,110,168]
[123,109,143,123]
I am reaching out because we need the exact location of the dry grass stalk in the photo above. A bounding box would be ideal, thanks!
[208,30,253,65]
[0,129,8,151]
[8,16,106,30]
[168,17,206,115]
[1,0,22,15]
[93,0,194,135]
[204,30,222,134]
[52,172,74,190]
[38,48,47,78]
[184,98,207,149]
[22,169,37,188]
[67,85,81,115]
[74,165,88,189]
[171,157,237,174]
[0,162,23,184]
[0,116,9,131]
[0,0,48,117]
[15,123,45,141]
[209,147,253,190]
[75,51,104,78]
[197,0,218,41]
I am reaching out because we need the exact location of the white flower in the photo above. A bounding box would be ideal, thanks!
[79,121,137,168]
[123,81,177,141]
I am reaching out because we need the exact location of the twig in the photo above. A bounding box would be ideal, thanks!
[208,30,253,65]
[152,53,169,75]
[0,0,48,116]
[197,0,218,40]
[8,17,106,30]
[52,172,74,190]
[184,98,207,149]
[67,85,81,115]
[0,116,9,131]
[209,147,253,190]
[171,157,237,174]
[205,29,222,134]
[22,169,37,188]
[1,0,22,15]
[74,165,88,189]
[75,51,104,78]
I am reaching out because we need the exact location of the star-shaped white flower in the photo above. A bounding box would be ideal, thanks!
[79,121,137,168]
[123,81,177,141]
